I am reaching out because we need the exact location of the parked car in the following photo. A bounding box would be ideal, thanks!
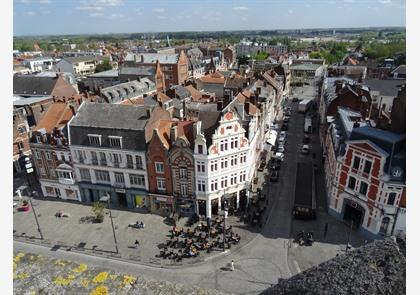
[301,144,310,154]
[270,170,279,182]
[274,152,284,161]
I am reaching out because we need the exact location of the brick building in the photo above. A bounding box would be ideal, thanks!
[30,101,81,201]
[324,107,405,238]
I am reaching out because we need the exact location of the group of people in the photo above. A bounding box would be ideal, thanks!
[157,218,241,261]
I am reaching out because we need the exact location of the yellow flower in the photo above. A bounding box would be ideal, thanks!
[54,274,75,286]
[15,272,29,280]
[54,259,67,267]
[122,275,136,286]
[72,263,88,273]
[89,285,108,295]
[109,274,117,280]
[13,253,25,264]
[92,272,109,284]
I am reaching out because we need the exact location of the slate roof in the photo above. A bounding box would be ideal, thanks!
[119,66,156,76]
[87,69,119,78]
[13,75,58,96]
[63,56,105,64]
[69,102,149,150]
[198,111,221,146]
[100,78,155,103]
[70,102,149,130]
[187,48,203,57]
[364,79,406,97]
[224,74,247,89]
[290,63,323,71]
[133,53,179,64]
[13,95,52,106]
[170,85,191,99]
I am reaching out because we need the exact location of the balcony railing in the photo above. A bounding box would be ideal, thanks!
[113,161,120,168]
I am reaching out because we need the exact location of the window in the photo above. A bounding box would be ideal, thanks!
[45,152,51,160]
[353,156,361,170]
[230,174,237,185]
[109,136,122,148]
[79,168,91,180]
[157,177,166,190]
[50,168,56,177]
[180,168,187,179]
[129,174,145,186]
[78,150,86,162]
[135,155,143,169]
[363,160,372,174]
[35,150,41,159]
[88,134,101,146]
[221,176,228,188]
[240,171,246,182]
[359,181,368,196]
[198,145,203,154]
[112,153,122,164]
[197,162,205,173]
[39,167,46,176]
[91,151,98,163]
[231,155,238,166]
[197,180,206,192]
[58,171,73,179]
[180,184,188,196]
[155,162,164,173]
[348,176,356,190]
[210,161,218,172]
[387,192,397,205]
[114,172,125,184]
[211,179,218,191]
[220,139,228,152]
[99,152,107,165]
[240,154,246,163]
[95,170,110,183]
[126,154,133,168]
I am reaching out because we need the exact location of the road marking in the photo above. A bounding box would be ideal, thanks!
[293,260,301,273]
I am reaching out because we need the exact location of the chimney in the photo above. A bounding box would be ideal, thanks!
[146,109,151,118]
[170,126,177,144]
[193,121,202,138]
[245,100,250,114]
[52,95,56,102]
[69,105,76,116]
[217,100,224,111]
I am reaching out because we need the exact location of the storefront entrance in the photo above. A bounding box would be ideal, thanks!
[343,200,365,229]
[117,192,127,207]
[198,200,206,216]
[211,199,219,215]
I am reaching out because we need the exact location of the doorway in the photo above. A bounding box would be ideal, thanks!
[117,193,127,207]
[343,201,364,228]
[379,217,390,235]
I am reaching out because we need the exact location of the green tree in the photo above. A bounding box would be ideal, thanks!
[92,201,105,222]
[309,51,323,59]
[95,58,112,73]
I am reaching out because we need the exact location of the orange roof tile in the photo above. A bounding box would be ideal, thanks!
[199,72,225,84]
[185,85,203,101]
[34,102,73,133]
[236,91,260,116]
[157,92,171,103]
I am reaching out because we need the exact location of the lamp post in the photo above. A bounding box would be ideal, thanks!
[223,199,228,252]
[345,219,353,253]
[100,193,119,254]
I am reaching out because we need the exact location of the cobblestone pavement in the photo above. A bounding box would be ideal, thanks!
[13,196,259,267]
[13,251,230,295]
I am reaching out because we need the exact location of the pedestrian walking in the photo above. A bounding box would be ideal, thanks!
[231,260,235,271]
[134,240,139,249]
[323,223,329,239]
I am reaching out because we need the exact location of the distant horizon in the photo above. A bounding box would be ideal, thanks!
[13,25,406,39]
[13,0,406,37]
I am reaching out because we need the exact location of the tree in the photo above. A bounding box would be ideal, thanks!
[309,51,323,59]
[95,58,112,73]
[92,201,105,223]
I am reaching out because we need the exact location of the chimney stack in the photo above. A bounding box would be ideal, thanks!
[170,125,177,144]
[245,100,250,114]
[69,105,76,116]
[217,100,224,111]
[146,109,151,118]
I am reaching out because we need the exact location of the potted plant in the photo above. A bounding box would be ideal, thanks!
[92,201,105,223]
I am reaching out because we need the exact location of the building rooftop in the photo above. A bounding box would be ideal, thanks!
[70,102,149,130]
[87,69,119,78]
[364,79,406,97]
[290,63,323,71]
[128,53,179,64]
[13,95,52,106]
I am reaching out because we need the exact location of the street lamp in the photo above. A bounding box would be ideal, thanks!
[100,193,119,254]
[223,199,228,252]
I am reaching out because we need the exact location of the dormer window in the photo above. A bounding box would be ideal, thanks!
[109,136,122,148]
[88,134,101,146]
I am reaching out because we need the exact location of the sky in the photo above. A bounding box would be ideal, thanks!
[13,0,406,36]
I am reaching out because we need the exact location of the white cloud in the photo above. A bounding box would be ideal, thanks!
[153,8,165,13]
[233,6,249,11]
[27,11,36,15]
[109,13,123,19]
[89,12,104,17]
[76,0,123,12]
[40,0,51,4]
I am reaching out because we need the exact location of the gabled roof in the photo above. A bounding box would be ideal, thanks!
[198,111,222,144]
[62,55,105,64]
[224,73,247,89]
[185,85,203,102]
[236,90,260,116]
[119,66,156,76]
[33,102,73,133]
[199,72,225,84]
